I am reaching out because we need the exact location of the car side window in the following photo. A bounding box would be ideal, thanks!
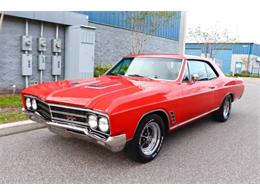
[204,62,218,80]
[188,60,208,81]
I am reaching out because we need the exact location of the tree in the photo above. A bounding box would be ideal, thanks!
[240,56,258,74]
[127,11,176,54]
[187,25,238,59]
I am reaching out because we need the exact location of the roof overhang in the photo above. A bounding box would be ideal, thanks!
[4,11,89,26]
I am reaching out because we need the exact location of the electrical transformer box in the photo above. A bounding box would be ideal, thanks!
[38,54,46,70]
[21,35,32,51]
[38,37,47,51]
[52,55,62,75]
[65,25,96,80]
[52,39,62,53]
[22,53,32,76]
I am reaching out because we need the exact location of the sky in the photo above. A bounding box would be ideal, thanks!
[186,10,260,44]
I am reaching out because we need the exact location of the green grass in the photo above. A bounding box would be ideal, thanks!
[0,95,27,124]
[0,112,28,124]
[0,95,23,108]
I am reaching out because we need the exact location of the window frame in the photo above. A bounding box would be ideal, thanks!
[204,61,219,80]
[182,61,191,82]
[184,59,219,82]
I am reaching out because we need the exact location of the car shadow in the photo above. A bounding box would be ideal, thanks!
[47,115,216,167]
[166,115,214,141]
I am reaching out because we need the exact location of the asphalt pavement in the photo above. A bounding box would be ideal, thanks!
[0,78,259,183]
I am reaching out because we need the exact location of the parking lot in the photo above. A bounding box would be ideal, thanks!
[0,78,259,183]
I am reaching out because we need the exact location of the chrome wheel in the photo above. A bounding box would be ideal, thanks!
[223,98,231,119]
[139,121,161,156]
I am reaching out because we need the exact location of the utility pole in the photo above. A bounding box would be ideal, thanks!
[178,11,187,54]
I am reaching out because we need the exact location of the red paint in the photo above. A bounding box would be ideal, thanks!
[21,54,245,140]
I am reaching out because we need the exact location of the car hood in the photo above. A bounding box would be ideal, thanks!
[22,75,175,114]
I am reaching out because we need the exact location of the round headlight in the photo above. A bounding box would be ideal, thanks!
[25,98,31,109]
[88,114,98,129]
[99,117,109,133]
[32,99,37,110]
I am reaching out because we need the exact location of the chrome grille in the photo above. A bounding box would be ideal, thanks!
[50,105,86,116]
[50,105,88,127]
[30,98,110,138]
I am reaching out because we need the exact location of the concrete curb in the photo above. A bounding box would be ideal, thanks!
[0,120,46,137]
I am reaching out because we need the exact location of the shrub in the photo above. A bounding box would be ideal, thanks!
[229,73,260,78]
[94,64,113,77]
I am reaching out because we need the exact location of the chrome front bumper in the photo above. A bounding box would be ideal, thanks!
[25,111,126,152]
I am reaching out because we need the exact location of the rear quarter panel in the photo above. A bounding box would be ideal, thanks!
[214,76,245,107]
[200,58,245,107]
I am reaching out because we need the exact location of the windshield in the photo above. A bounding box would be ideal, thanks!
[106,57,183,80]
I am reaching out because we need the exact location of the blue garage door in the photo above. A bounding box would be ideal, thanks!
[185,49,202,56]
[213,49,232,74]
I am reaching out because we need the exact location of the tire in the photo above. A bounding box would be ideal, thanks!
[124,114,165,163]
[213,95,232,122]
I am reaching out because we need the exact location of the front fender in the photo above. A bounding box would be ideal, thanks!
[109,104,172,140]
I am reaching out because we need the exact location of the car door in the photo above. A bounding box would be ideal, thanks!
[179,60,216,122]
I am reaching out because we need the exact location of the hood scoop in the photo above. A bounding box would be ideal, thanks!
[87,84,106,89]
[84,80,121,89]
[71,82,80,86]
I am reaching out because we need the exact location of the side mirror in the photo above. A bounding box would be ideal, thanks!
[191,74,199,83]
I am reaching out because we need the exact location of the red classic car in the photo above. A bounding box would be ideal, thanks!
[21,54,244,163]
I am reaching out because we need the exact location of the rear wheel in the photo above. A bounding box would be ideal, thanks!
[213,95,232,122]
[124,114,165,163]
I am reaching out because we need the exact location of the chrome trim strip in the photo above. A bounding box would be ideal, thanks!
[47,121,89,136]
[170,107,219,130]
[48,103,53,119]
[49,103,109,118]
[51,110,87,118]
[52,117,88,126]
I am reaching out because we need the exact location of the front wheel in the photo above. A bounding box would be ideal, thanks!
[213,95,232,122]
[124,114,165,163]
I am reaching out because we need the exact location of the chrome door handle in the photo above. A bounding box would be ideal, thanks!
[208,86,215,89]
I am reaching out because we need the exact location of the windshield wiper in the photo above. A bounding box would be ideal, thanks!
[107,73,119,76]
[127,74,145,78]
